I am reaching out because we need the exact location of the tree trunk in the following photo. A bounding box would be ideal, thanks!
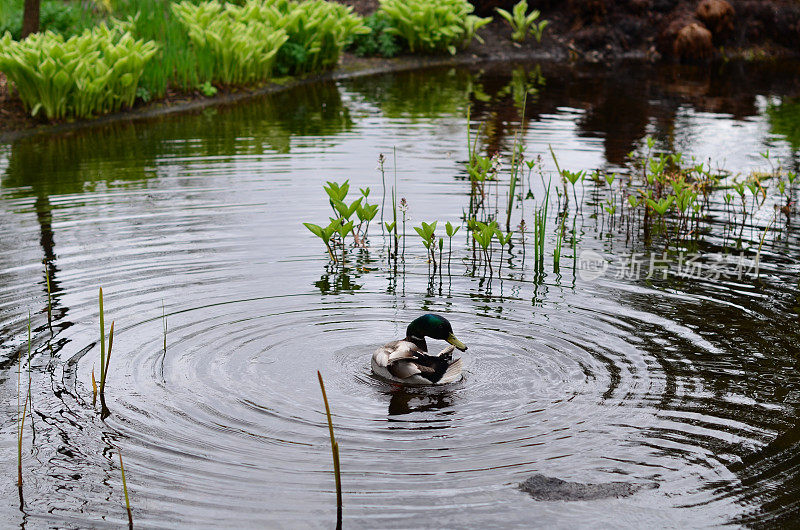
[21,0,40,39]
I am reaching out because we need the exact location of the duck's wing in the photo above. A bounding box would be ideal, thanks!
[438,357,463,384]
[435,345,455,358]
[381,341,437,379]
[373,340,425,368]
[386,341,425,363]
[388,360,424,379]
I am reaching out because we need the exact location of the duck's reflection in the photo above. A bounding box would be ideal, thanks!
[386,385,455,417]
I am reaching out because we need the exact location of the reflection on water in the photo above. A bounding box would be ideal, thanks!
[1,60,800,527]
[386,385,456,417]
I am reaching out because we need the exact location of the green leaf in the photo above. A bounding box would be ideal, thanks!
[304,222,324,238]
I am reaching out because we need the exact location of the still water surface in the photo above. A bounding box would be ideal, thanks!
[1,61,800,527]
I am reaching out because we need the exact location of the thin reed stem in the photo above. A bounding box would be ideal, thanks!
[317,371,342,529]
[99,288,106,385]
[119,450,133,529]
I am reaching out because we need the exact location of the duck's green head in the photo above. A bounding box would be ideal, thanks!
[406,314,467,351]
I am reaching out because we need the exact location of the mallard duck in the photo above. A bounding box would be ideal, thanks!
[371,314,467,385]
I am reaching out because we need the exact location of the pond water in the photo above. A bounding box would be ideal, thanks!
[1,60,800,528]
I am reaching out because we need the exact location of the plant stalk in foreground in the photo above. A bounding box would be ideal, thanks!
[317,371,342,529]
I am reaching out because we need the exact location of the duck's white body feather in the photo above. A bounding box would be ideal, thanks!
[371,340,463,386]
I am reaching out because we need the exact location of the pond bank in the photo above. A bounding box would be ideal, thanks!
[2,0,798,142]
[0,48,565,143]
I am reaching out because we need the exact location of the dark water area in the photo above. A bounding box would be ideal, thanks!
[1,60,800,527]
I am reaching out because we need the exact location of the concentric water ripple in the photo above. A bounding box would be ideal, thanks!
[2,62,800,528]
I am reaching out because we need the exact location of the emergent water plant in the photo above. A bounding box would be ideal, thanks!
[414,221,438,273]
[317,371,342,529]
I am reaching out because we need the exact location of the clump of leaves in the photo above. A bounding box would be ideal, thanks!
[0,24,158,119]
[172,0,288,85]
[496,0,548,43]
[378,0,491,55]
[197,81,217,96]
[305,179,379,263]
[270,0,370,75]
[349,12,401,57]
[414,221,438,271]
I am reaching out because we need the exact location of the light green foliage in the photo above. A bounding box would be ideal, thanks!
[445,221,460,238]
[197,80,217,97]
[646,196,674,216]
[470,219,498,250]
[306,179,378,263]
[0,24,157,119]
[378,0,491,55]
[172,0,289,85]
[173,0,368,83]
[495,0,548,43]
[414,221,438,250]
[356,188,379,227]
[271,0,369,74]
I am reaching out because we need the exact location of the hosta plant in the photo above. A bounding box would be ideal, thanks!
[0,24,157,119]
[378,0,492,55]
[172,0,288,85]
[270,0,370,74]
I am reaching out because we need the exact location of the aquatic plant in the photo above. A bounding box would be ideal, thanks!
[99,288,106,390]
[17,313,32,489]
[445,221,460,270]
[317,371,342,528]
[92,367,98,406]
[531,177,551,273]
[307,179,382,261]
[400,198,410,258]
[470,219,498,275]
[0,24,158,119]
[414,221,438,272]
[378,0,491,55]
[98,288,115,403]
[495,229,513,275]
[506,138,522,232]
[304,219,342,263]
[495,0,548,43]
[561,169,584,211]
[356,189,379,241]
[118,450,133,528]
[162,300,168,357]
[646,196,674,217]
[552,217,564,273]
[44,263,52,334]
